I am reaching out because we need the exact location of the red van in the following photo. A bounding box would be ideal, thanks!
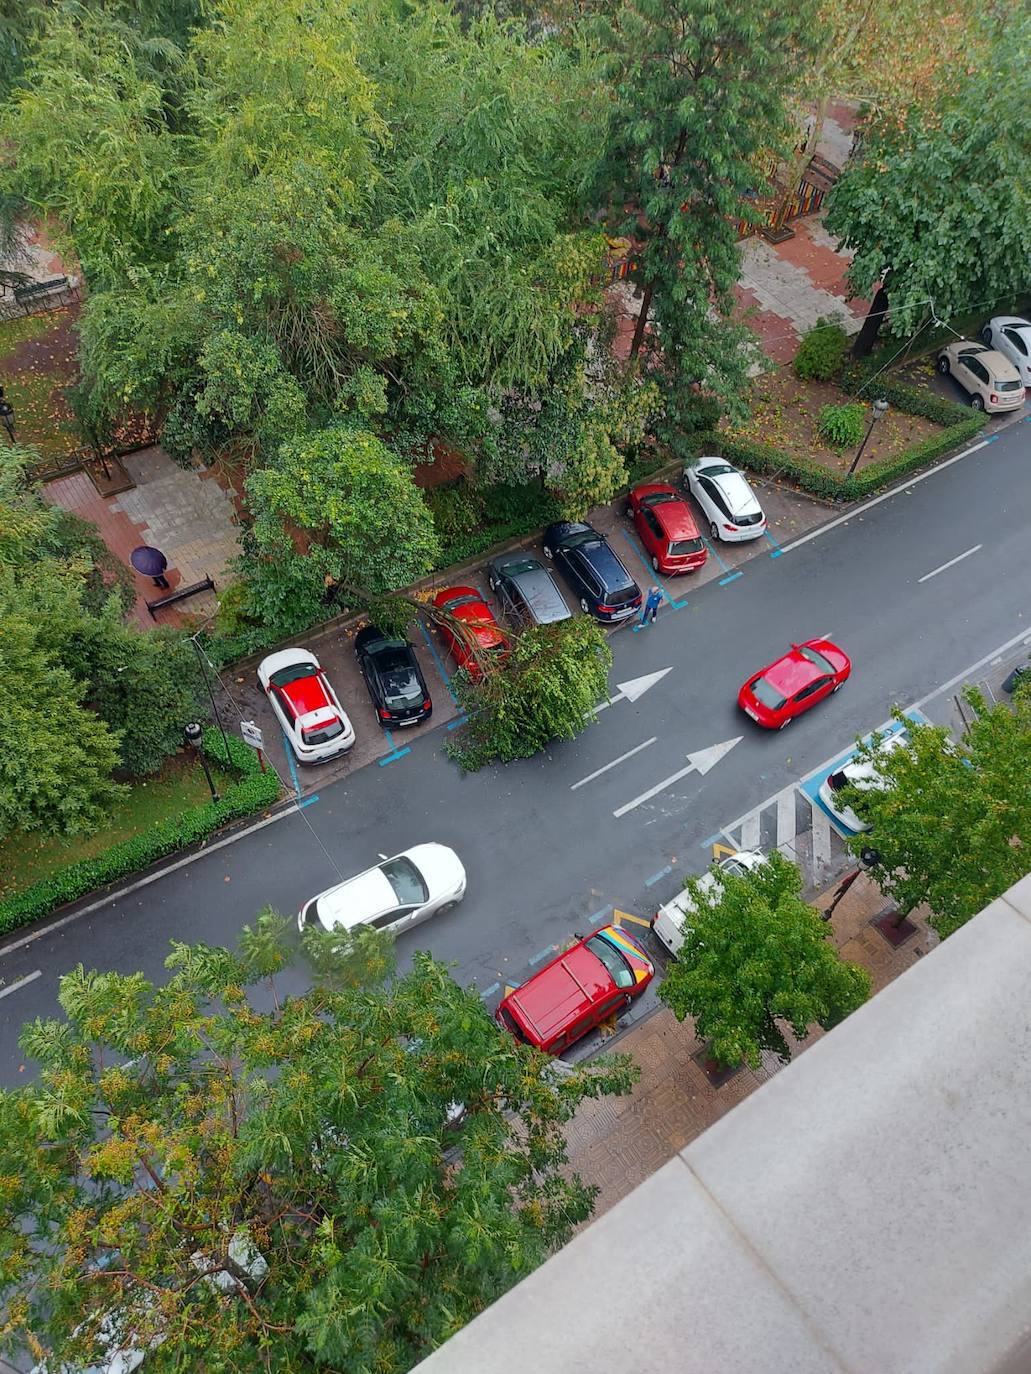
[495,925,654,1054]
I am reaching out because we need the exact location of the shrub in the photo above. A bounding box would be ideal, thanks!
[839,363,973,425]
[794,318,848,381]
[423,482,485,549]
[818,402,866,449]
[0,729,281,935]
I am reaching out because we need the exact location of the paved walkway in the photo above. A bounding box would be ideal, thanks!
[43,447,240,628]
[565,871,937,1221]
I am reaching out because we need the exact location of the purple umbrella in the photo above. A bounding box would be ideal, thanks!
[130,545,170,589]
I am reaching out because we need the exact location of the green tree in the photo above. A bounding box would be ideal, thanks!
[0,614,125,837]
[840,697,1031,939]
[0,912,637,1372]
[658,850,871,1069]
[589,0,820,428]
[826,15,1027,355]
[448,617,613,768]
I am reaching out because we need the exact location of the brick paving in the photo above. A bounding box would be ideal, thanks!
[566,872,938,1221]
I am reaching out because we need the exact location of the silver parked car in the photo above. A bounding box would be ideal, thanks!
[486,552,571,626]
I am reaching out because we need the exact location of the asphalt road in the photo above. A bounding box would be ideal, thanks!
[2,420,1030,1081]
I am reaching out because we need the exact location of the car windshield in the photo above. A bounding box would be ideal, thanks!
[270,663,314,688]
[997,379,1022,392]
[499,1007,530,1043]
[562,529,599,550]
[586,935,635,989]
[442,593,482,611]
[751,676,787,710]
[376,649,424,706]
[501,557,539,576]
[827,768,850,791]
[380,856,428,905]
[642,492,678,508]
[798,645,833,674]
[669,536,703,556]
[301,717,343,745]
[701,462,735,477]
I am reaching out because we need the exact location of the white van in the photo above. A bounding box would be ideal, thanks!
[651,850,766,957]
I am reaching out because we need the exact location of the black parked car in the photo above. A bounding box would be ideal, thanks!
[355,626,432,727]
[541,522,643,622]
[487,552,571,627]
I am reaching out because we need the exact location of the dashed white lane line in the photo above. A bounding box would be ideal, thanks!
[0,970,42,1000]
[570,738,657,791]
[917,544,982,583]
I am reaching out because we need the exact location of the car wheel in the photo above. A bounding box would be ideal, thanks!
[709,520,720,542]
[651,555,660,572]
[543,545,554,560]
[981,326,993,346]
[970,394,985,411]
[623,502,632,518]
[936,355,950,375]
[579,597,591,615]
[437,900,457,916]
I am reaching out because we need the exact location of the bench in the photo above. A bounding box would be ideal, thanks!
[146,575,215,617]
[13,275,70,306]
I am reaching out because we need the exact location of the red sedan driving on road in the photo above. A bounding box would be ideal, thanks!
[433,585,509,681]
[626,482,707,574]
[738,638,851,729]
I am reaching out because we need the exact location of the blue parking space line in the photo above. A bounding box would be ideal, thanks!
[718,571,743,586]
[588,906,611,925]
[298,795,320,809]
[764,526,781,549]
[480,982,501,1000]
[280,727,302,798]
[700,832,723,849]
[984,432,1001,442]
[378,747,411,766]
[620,530,690,614]
[644,865,673,887]
[701,535,731,572]
[529,944,556,966]
[770,547,785,558]
[417,620,460,705]
[447,714,468,730]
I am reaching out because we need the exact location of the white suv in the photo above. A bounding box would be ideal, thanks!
[651,850,766,957]
[936,341,1025,413]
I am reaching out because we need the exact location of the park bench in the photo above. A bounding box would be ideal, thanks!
[13,275,71,308]
[146,575,216,618]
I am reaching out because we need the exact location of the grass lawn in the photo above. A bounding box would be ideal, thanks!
[728,368,942,476]
[0,306,80,459]
[0,754,236,899]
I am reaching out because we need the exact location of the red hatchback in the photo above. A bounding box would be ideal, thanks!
[738,638,851,729]
[434,586,509,681]
[626,483,707,575]
[495,925,654,1055]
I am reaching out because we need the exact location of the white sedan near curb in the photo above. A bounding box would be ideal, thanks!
[651,850,767,957]
[817,733,908,833]
[683,457,766,543]
[258,647,355,764]
[299,844,466,936]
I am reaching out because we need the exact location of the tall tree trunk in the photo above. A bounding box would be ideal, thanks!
[851,284,889,358]
[629,283,654,360]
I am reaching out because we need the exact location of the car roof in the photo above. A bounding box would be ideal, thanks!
[991,316,1031,330]
[506,940,613,1042]
[277,670,332,716]
[839,732,908,784]
[642,491,699,539]
[762,646,823,695]
[979,349,1022,378]
[577,538,635,590]
[710,469,760,516]
[317,865,397,929]
[506,564,568,619]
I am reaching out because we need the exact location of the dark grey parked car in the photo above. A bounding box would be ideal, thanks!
[487,553,571,626]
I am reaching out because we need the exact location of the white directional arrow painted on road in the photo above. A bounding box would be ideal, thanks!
[593,666,673,713]
[612,737,742,819]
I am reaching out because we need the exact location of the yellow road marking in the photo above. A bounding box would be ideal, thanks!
[613,908,651,928]
[504,985,516,997]
[712,841,737,860]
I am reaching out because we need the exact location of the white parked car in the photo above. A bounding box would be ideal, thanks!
[935,341,1025,413]
[981,316,1031,389]
[299,844,466,935]
[651,850,766,957]
[258,647,355,764]
[817,732,908,833]
[683,458,766,543]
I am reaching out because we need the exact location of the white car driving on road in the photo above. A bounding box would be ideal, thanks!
[652,850,767,957]
[683,458,766,543]
[299,844,466,936]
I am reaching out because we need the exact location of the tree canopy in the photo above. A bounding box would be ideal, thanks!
[658,850,871,1068]
[840,697,1031,939]
[0,911,637,1373]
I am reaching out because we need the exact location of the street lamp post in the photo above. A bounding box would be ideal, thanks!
[0,387,15,443]
[845,397,889,481]
[184,722,220,802]
[189,634,233,765]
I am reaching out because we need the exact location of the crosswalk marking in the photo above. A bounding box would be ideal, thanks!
[811,806,833,870]
[740,811,761,850]
[776,789,797,849]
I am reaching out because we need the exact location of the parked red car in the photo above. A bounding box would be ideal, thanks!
[495,925,654,1054]
[433,586,509,680]
[626,482,707,575]
[738,638,851,730]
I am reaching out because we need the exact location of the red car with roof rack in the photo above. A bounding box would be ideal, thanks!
[626,482,707,575]
[258,647,355,763]
[495,925,654,1054]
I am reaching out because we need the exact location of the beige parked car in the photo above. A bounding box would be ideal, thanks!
[936,341,1025,413]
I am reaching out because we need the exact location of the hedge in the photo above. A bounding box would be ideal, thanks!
[0,729,281,936]
[839,363,975,427]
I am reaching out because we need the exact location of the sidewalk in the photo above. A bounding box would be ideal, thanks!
[565,871,938,1220]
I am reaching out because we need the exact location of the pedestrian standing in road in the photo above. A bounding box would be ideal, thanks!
[640,585,662,626]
